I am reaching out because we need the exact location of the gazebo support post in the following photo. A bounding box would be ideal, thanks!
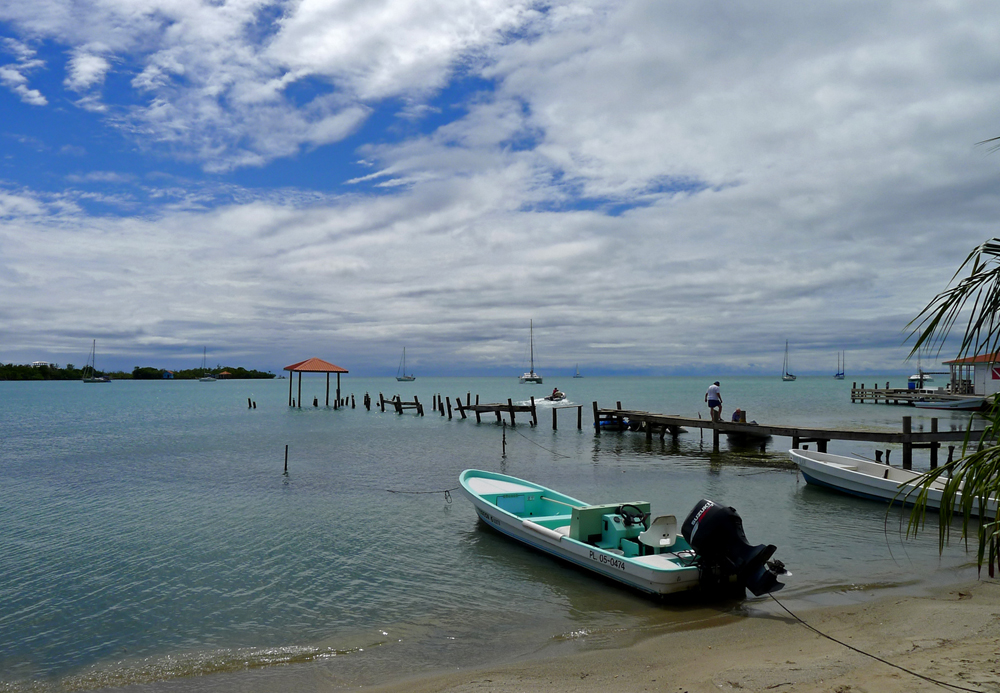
[326,373,330,407]
[298,371,302,409]
[288,375,293,407]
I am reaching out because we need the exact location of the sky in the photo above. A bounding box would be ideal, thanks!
[1,0,999,377]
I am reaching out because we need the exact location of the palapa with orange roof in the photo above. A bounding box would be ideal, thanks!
[284,358,349,408]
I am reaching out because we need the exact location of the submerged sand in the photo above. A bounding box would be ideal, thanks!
[364,579,1000,693]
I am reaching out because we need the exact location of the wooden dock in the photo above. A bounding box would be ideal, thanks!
[593,402,986,469]
[849,381,980,406]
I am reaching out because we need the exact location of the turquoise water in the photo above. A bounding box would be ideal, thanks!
[0,376,983,691]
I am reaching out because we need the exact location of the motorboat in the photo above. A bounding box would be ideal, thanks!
[459,469,787,598]
[790,448,997,517]
[912,396,986,411]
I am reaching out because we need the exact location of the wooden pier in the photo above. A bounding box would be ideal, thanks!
[454,396,538,427]
[849,381,983,406]
[593,402,986,469]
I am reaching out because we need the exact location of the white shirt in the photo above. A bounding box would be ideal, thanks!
[706,384,721,401]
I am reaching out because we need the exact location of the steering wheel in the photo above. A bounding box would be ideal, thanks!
[617,504,649,528]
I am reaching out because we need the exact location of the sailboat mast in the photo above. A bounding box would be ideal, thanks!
[529,320,535,374]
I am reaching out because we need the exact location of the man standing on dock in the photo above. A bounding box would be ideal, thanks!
[705,381,722,421]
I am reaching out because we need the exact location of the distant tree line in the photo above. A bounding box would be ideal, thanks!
[0,363,275,381]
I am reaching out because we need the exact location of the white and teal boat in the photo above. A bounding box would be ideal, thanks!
[459,470,787,598]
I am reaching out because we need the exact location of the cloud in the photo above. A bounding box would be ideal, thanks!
[64,48,110,91]
[0,38,47,105]
[1,1,1000,375]
[0,0,541,170]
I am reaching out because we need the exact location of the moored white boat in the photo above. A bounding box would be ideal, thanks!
[912,396,985,411]
[519,320,543,384]
[790,448,997,517]
[459,469,787,597]
[82,339,111,383]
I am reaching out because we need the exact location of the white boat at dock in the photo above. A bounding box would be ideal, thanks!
[459,469,787,597]
[912,396,986,411]
[790,448,997,517]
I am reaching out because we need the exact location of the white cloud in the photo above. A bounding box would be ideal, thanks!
[0,38,47,105]
[64,48,111,91]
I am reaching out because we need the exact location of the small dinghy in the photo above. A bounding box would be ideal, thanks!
[790,448,998,517]
[459,470,787,598]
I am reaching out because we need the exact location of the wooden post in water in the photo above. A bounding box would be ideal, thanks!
[446,397,452,420]
[508,398,516,426]
[930,418,939,468]
[553,407,558,430]
[902,416,913,470]
[577,405,582,430]
[284,444,288,474]
[288,376,293,407]
[531,397,537,426]
[593,401,600,434]
[712,423,720,451]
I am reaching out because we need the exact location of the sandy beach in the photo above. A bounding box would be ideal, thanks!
[365,579,1000,693]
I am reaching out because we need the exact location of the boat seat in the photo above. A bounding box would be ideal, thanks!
[638,514,677,548]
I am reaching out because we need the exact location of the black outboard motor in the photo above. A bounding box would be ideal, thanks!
[681,499,786,597]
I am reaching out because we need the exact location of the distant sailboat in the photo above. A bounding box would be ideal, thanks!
[834,351,845,380]
[782,341,796,382]
[573,364,583,378]
[199,347,216,382]
[396,348,416,382]
[519,320,543,384]
[82,339,111,383]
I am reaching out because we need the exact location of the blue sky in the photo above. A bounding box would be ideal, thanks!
[1,0,999,377]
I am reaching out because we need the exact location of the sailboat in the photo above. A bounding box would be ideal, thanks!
[573,364,583,378]
[834,351,845,380]
[781,341,796,381]
[396,348,416,382]
[909,353,934,385]
[199,347,216,382]
[519,320,543,384]
[82,339,111,383]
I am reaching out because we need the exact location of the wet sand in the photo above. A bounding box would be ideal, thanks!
[364,579,1000,693]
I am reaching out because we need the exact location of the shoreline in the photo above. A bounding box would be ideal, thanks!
[359,577,1000,693]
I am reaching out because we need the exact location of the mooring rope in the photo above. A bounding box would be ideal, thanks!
[768,593,984,692]
[386,487,458,503]
[509,424,572,458]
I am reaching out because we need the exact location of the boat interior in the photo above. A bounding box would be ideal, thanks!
[491,491,693,558]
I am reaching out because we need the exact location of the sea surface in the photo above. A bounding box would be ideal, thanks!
[0,375,987,692]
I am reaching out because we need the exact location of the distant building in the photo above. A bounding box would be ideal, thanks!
[32,361,50,368]
[163,370,174,379]
[942,354,1000,396]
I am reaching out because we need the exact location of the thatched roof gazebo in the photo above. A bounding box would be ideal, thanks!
[284,357,349,408]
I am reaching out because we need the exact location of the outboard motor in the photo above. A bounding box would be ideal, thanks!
[681,499,787,597]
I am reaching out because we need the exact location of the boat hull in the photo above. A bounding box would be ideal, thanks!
[912,397,984,411]
[791,449,997,517]
[459,470,700,596]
